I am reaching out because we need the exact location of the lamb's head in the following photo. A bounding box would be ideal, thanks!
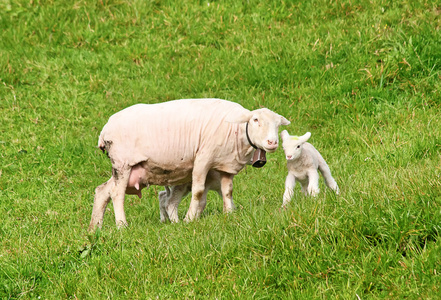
[226,108,290,153]
[281,130,311,160]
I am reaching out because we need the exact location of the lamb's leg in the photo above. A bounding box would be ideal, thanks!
[166,184,191,223]
[282,172,296,206]
[184,162,209,222]
[161,171,224,223]
[318,162,339,194]
[110,167,131,228]
[89,178,113,231]
[307,171,320,197]
[159,186,171,223]
[220,172,235,213]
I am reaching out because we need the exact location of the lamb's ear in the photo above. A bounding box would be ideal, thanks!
[280,115,290,126]
[300,132,311,143]
[224,110,252,124]
[280,130,290,141]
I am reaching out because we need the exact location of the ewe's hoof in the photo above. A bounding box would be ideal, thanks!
[116,221,128,229]
[88,221,103,233]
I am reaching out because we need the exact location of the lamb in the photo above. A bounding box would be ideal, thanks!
[159,170,222,223]
[281,130,339,206]
[158,151,265,223]
[89,98,290,230]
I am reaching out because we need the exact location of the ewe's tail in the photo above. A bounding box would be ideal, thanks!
[98,132,106,154]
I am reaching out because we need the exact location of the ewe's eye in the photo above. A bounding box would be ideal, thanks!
[253,118,259,123]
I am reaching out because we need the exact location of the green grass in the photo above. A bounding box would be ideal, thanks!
[1,0,441,298]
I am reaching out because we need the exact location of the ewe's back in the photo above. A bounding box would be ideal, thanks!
[99,99,249,169]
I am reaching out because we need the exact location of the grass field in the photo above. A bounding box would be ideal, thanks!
[1,0,441,298]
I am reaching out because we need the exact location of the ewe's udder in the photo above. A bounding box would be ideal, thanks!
[126,164,147,198]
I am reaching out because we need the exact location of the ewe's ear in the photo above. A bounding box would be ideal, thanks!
[280,130,290,141]
[300,132,311,143]
[224,110,252,124]
[281,116,290,126]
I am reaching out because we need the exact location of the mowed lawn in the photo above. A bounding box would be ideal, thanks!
[1,0,441,298]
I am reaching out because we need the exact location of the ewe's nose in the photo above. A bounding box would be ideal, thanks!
[267,140,278,146]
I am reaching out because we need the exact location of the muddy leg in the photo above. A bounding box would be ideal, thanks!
[220,172,235,213]
[89,178,113,231]
[185,163,208,222]
[195,188,209,217]
[110,167,131,228]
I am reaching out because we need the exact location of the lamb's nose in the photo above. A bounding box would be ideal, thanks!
[287,155,292,159]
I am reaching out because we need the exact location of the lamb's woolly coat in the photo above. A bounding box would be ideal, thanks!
[281,130,339,206]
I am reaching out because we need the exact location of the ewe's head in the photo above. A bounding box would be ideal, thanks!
[226,108,290,153]
[281,130,311,160]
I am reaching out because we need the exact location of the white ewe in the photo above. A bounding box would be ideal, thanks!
[281,130,339,206]
[89,99,289,230]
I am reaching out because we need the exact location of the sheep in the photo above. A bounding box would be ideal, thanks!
[281,130,339,206]
[89,98,290,230]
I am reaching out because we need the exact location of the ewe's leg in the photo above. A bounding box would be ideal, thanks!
[318,163,339,194]
[110,167,131,228]
[307,171,320,197]
[194,170,223,218]
[282,173,296,206]
[220,172,235,213]
[184,163,208,222]
[199,170,222,212]
[196,188,209,217]
[89,178,113,231]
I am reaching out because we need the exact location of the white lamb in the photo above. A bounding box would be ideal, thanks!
[281,130,339,206]
[158,170,222,223]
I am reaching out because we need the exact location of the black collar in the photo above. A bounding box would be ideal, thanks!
[246,122,258,149]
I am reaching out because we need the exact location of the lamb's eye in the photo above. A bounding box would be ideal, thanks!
[297,145,300,149]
